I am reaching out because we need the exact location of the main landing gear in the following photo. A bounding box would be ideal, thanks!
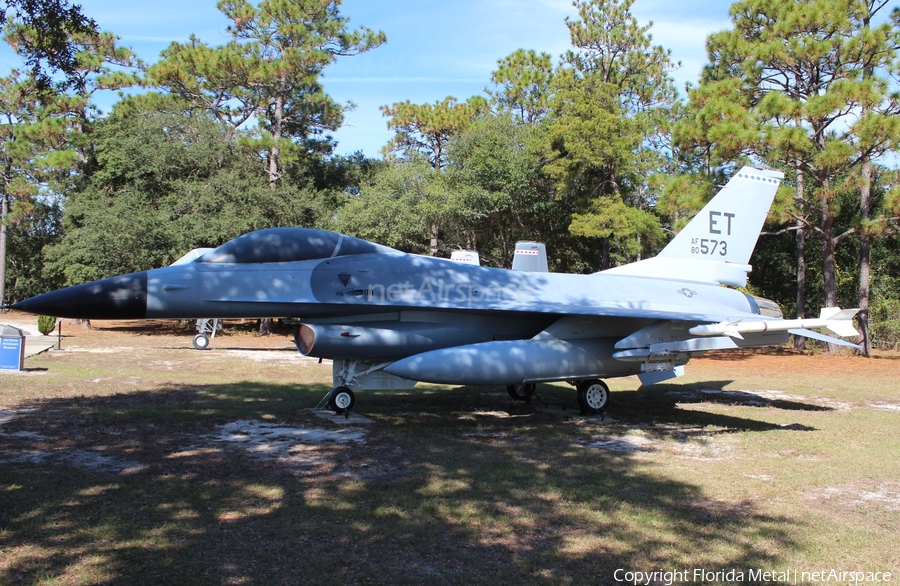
[507,379,610,416]
[576,379,610,415]
[506,383,536,404]
[321,378,609,418]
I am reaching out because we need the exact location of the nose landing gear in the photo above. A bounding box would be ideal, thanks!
[327,386,356,417]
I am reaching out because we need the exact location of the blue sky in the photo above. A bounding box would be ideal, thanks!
[2,0,734,157]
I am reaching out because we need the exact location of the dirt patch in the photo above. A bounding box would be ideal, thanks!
[0,406,370,476]
[867,402,900,412]
[665,388,852,411]
[577,428,734,460]
[806,482,900,512]
[211,349,322,365]
[580,434,655,453]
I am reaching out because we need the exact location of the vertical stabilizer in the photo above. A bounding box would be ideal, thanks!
[657,166,783,265]
[603,166,783,286]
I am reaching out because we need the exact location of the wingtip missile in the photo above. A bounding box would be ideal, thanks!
[689,307,861,343]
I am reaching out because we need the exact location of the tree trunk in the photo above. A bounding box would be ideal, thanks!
[855,0,877,357]
[429,221,439,256]
[822,223,838,308]
[0,214,6,307]
[0,156,13,307]
[794,166,806,351]
[821,211,839,354]
[268,88,284,188]
[261,80,284,336]
[0,188,7,307]
[794,227,807,351]
[857,158,872,356]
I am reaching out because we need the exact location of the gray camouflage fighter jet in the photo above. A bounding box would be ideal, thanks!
[10,166,861,415]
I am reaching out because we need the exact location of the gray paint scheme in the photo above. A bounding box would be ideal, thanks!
[11,166,859,397]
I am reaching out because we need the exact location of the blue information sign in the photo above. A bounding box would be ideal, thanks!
[0,326,25,371]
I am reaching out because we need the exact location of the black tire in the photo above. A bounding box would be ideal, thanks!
[577,379,609,414]
[506,383,536,404]
[192,333,210,350]
[328,386,355,414]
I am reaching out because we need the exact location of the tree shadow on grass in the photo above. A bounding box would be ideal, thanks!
[0,382,804,585]
[640,381,835,411]
[521,381,826,434]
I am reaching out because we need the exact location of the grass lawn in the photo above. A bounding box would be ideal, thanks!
[1,318,898,585]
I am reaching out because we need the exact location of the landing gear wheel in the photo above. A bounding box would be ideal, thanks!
[192,333,210,350]
[328,386,356,415]
[506,383,536,404]
[577,379,609,415]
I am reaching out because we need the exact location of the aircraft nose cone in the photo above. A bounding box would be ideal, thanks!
[11,271,148,319]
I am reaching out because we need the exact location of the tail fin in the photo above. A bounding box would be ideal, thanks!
[603,166,783,286]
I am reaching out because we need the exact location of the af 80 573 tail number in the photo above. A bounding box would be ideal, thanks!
[691,238,728,256]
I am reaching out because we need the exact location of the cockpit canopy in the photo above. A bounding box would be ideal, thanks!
[197,228,398,264]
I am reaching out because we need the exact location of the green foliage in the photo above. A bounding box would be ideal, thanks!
[340,113,606,272]
[540,0,680,268]
[4,197,63,301]
[0,16,143,302]
[0,0,97,88]
[487,49,554,124]
[381,96,489,169]
[687,0,900,309]
[150,0,385,186]
[445,114,580,268]
[869,299,900,349]
[335,156,452,254]
[0,66,75,305]
[569,197,664,262]
[44,99,333,284]
[544,71,639,203]
[562,0,677,108]
[36,314,55,335]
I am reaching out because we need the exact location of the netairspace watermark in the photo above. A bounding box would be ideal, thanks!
[614,568,893,585]
[366,279,536,307]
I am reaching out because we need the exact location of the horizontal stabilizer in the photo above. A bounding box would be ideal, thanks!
[788,329,862,350]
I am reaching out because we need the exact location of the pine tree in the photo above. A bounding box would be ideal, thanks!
[150,0,385,188]
[692,0,900,350]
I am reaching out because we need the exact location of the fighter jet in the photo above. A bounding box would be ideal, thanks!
[10,166,860,415]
